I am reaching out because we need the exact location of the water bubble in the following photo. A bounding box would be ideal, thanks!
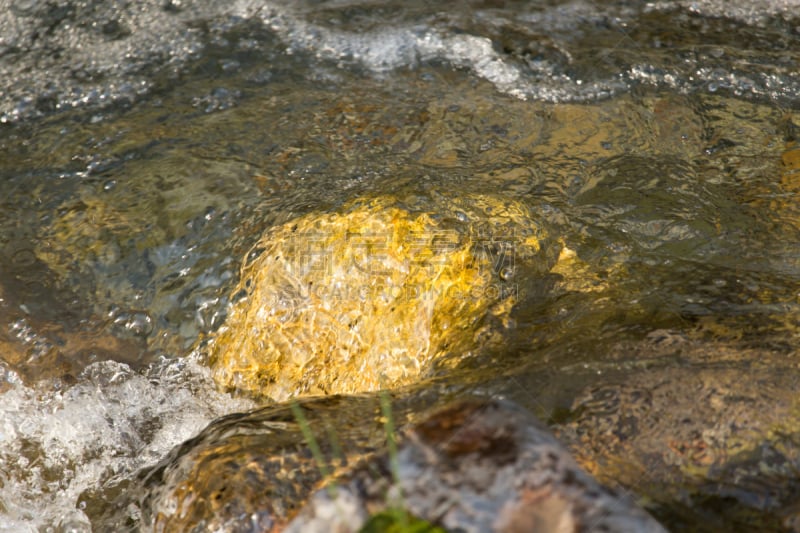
[192,87,241,113]
[162,0,183,13]
[112,310,154,337]
[58,513,91,533]
[11,0,38,15]
[709,47,725,58]
[195,296,222,329]
[220,59,240,72]
[10,317,35,342]
[499,267,514,281]
[12,248,37,268]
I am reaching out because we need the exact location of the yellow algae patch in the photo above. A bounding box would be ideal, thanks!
[207,194,552,400]
[550,246,611,294]
[780,140,800,196]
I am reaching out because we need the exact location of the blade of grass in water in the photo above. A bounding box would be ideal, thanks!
[291,401,337,498]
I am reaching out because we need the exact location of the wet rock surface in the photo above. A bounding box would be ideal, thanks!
[106,396,666,532]
[99,394,418,531]
[289,399,666,533]
[0,237,146,384]
[555,331,800,531]
[207,192,555,401]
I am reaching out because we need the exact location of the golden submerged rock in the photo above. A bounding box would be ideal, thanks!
[207,193,555,400]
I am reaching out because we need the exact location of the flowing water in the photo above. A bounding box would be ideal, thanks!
[0,0,799,530]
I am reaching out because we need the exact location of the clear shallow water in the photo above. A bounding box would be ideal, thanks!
[0,0,799,530]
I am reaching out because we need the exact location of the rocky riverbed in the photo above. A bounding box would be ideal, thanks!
[1,0,799,531]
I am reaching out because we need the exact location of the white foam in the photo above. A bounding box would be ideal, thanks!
[226,2,634,102]
[0,357,253,530]
[649,0,800,23]
[228,0,799,103]
[235,2,540,99]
